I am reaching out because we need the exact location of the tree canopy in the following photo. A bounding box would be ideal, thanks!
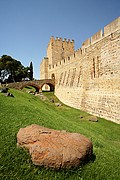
[0,55,33,83]
[29,61,33,80]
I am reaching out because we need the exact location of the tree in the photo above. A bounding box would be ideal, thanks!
[0,55,29,83]
[29,61,33,80]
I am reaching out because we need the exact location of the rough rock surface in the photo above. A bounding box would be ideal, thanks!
[89,116,98,122]
[0,87,9,93]
[4,92,14,97]
[55,102,63,107]
[17,124,93,169]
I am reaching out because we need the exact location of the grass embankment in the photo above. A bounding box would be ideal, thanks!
[0,89,120,180]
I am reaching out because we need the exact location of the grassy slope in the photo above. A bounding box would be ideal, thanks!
[0,89,120,180]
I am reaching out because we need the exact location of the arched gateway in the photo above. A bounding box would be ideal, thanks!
[7,79,55,92]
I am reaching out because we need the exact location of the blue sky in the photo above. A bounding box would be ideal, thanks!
[0,0,120,79]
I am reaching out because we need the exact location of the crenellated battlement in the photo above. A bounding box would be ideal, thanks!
[81,17,120,48]
[40,16,120,72]
[47,35,74,67]
[49,36,74,44]
[104,16,120,36]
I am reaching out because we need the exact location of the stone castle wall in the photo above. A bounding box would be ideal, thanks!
[40,17,120,124]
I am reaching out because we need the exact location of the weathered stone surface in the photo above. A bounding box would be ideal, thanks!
[17,124,93,169]
[0,87,9,93]
[55,102,63,107]
[4,92,14,97]
[89,116,98,122]
[50,99,55,103]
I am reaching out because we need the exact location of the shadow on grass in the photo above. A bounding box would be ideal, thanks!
[91,153,96,162]
[80,153,96,167]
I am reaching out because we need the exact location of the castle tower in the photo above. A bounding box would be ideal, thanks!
[40,57,49,80]
[47,36,74,67]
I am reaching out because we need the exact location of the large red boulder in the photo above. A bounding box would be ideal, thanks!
[17,124,93,169]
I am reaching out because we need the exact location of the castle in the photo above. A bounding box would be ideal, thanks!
[40,17,120,124]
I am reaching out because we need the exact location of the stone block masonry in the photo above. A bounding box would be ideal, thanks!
[40,17,120,124]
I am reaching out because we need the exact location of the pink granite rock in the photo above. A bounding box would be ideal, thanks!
[17,124,93,169]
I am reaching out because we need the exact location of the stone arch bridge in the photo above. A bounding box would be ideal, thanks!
[7,79,55,92]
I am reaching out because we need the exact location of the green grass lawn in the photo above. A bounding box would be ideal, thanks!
[0,89,120,180]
